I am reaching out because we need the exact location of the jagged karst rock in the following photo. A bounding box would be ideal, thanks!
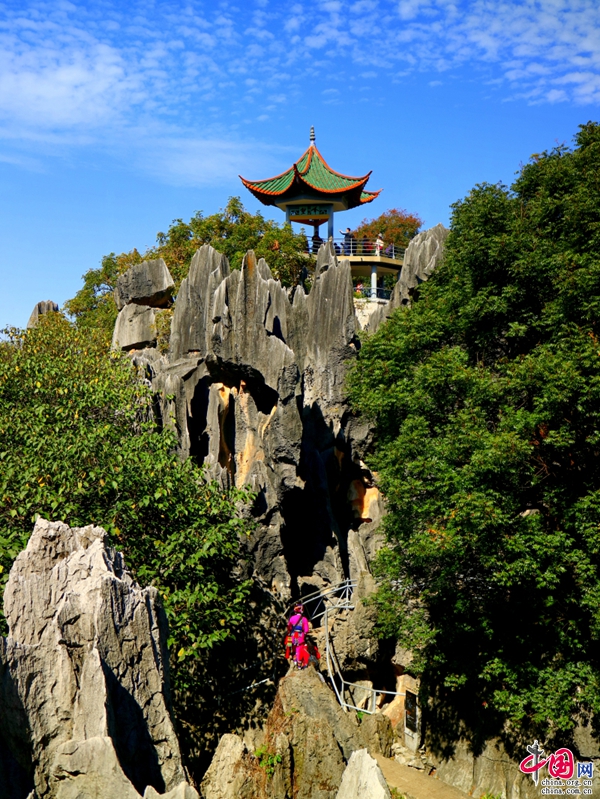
[302,243,358,424]
[210,252,298,399]
[324,600,381,681]
[27,300,59,328]
[114,258,175,310]
[201,668,392,799]
[0,518,198,799]
[335,749,391,799]
[199,734,257,799]
[367,223,449,332]
[144,784,202,799]
[398,222,448,298]
[110,242,402,772]
[118,242,378,598]
[169,245,230,361]
[113,303,158,350]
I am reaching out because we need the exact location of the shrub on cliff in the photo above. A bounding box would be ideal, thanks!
[65,196,307,334]
[349,122,600,742]
[0,313,251,685]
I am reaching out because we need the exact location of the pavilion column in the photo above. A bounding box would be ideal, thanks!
[371,264,378,299]
[328,213,334,242]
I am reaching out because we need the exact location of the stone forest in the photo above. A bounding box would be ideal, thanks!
[3,123,600,799]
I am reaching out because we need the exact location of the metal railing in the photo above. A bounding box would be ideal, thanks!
[303,238,405,260]
[284,579,357,628]
[354,286,392,300]
[287,580,403,714]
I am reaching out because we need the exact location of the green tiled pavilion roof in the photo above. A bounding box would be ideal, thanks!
[361,190,379,203]
[240,145,380,207]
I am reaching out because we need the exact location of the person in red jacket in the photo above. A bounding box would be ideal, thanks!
[287,603,309,666]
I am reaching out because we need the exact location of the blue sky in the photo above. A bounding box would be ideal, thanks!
[2,0,600,327]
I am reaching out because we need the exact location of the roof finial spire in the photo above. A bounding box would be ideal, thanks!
[310,125,315,147]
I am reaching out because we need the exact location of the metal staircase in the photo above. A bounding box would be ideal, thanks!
[286,579,403,714]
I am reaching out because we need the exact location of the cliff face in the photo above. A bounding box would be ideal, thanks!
[0,518,198,799]
[113,242,388,602]
[108,233,449,737]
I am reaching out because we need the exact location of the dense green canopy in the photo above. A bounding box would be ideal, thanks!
[349,122,600,745]
[0,314,251,676]
[65,196,308,334]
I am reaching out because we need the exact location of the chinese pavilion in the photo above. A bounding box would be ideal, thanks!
[239,127,381,241]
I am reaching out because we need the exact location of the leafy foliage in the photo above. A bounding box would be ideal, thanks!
[255,744,283,778]
[64,248,143,333]
[65,197,308,333]
[0,313,251,687]
[349,122,600,743]
[353,207,422,249]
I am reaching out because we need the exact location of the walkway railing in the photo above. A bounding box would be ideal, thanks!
[303,238,405,261]
[286,580,403,714]
[354,286,392,300]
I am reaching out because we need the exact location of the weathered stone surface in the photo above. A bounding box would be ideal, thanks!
[111,243,402,751]
[169,245,230,360]
[201,668,393,799]
[399,222,449,296]
[134,243,377,599]
[0,518,195,799]
[426,738,543,799]
[51,737,142,799]
[353,298,388,331]
[199,734,257,799]
[302,245,358,428]
[27,300,59,328]
[145,783,201,799]
[114,258,175,310]
[335,749,391,799]
[210,252,298,400]
[367,224,449,332]
[113,303,158,350]
[573,714,600,759]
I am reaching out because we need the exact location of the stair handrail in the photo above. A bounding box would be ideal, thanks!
[291,579,403,715]
[284,578,357,626]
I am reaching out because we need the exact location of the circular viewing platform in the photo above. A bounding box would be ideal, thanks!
[304,238,404,300]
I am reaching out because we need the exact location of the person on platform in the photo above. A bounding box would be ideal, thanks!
[375,232,384,256]
[340,227,355,255]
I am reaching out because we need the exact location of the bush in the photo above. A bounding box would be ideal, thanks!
[0,314,251,690]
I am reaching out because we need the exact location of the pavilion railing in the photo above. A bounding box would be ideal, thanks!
[302,238,405,260]
[354,286,392,300]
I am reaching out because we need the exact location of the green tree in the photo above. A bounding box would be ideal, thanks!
[64,249,143,333]
[0,313,251,683]
[353,207,422,250]
[349,122,600,746]
[65,197,307,333]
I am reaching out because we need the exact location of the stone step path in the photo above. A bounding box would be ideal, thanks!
[374,754,473,799]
